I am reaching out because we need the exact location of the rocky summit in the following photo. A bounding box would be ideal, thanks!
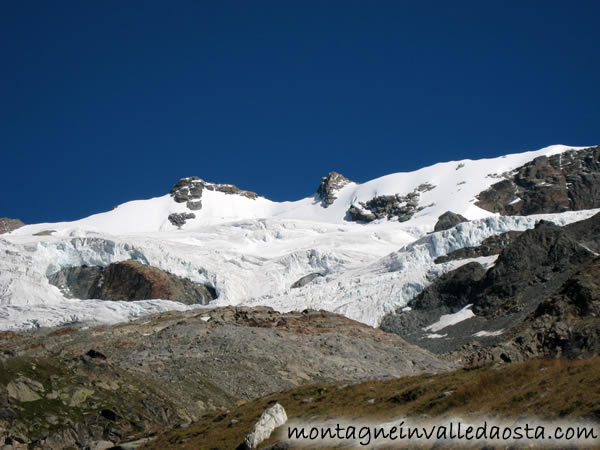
[316,171,353,207]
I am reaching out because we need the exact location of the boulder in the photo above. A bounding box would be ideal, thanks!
[243,403,288,449]
[7,376,45,402]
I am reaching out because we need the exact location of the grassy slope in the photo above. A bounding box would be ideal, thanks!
[146,358,600,449]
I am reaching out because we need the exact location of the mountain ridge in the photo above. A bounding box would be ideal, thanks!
[1,144,598,332]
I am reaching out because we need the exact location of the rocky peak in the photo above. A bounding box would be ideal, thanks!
[168,177,259,227]
[170,177,205,210]
[0,218,24,234]
[316,171,353,207]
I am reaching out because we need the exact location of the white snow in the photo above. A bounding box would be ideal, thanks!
[1,144,597,331]
[473,329,504,337]
[424,305,475,333]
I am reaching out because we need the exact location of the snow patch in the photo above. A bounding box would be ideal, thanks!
[473,329,504,337]
[424,305,475,333]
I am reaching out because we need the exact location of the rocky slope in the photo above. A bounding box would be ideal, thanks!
[0,307,450,448]
[433,230,522,264]
[476,145,600,215]
[381,212,600,359]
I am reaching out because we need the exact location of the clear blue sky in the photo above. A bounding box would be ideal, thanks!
[2,1,599,223]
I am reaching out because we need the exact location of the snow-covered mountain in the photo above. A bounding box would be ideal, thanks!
[1,144,598,330]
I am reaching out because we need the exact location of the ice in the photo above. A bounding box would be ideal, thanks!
[1,144,597,330]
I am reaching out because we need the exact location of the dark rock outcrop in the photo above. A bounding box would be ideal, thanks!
[0,218,24,234]
[316,172,352,207]
[412,262,487,312]
[168,212,196,228]
[48,265,104,299]
[476,146,600,216]
[168,177,259,224]
[433,211,468,232]
[461,259,600,364]
[381,262,487,337]
[170,176,205,205]
[170,177,258,208]
[32,230,56,236]
[346,184,434,223]
[434,231,523,264]
[48,260,217,305]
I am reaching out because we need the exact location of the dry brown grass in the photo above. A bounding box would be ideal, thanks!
[145,357,600,449]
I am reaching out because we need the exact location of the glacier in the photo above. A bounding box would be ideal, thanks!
[1,144,598,330]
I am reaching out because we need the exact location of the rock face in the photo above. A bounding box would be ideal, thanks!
[434,231,523,264]
[0,306,451,447]
[243,403,287,449]
[48,265,105,299]
[381,213,600,358]
[462,259,600,364]
[433,211,468,232]
[316,172,353,207]
[346,183,435,223]
[476,146,600,215]
[380,262,487,337]
[0,218,24,234]
[48,260,217,304]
